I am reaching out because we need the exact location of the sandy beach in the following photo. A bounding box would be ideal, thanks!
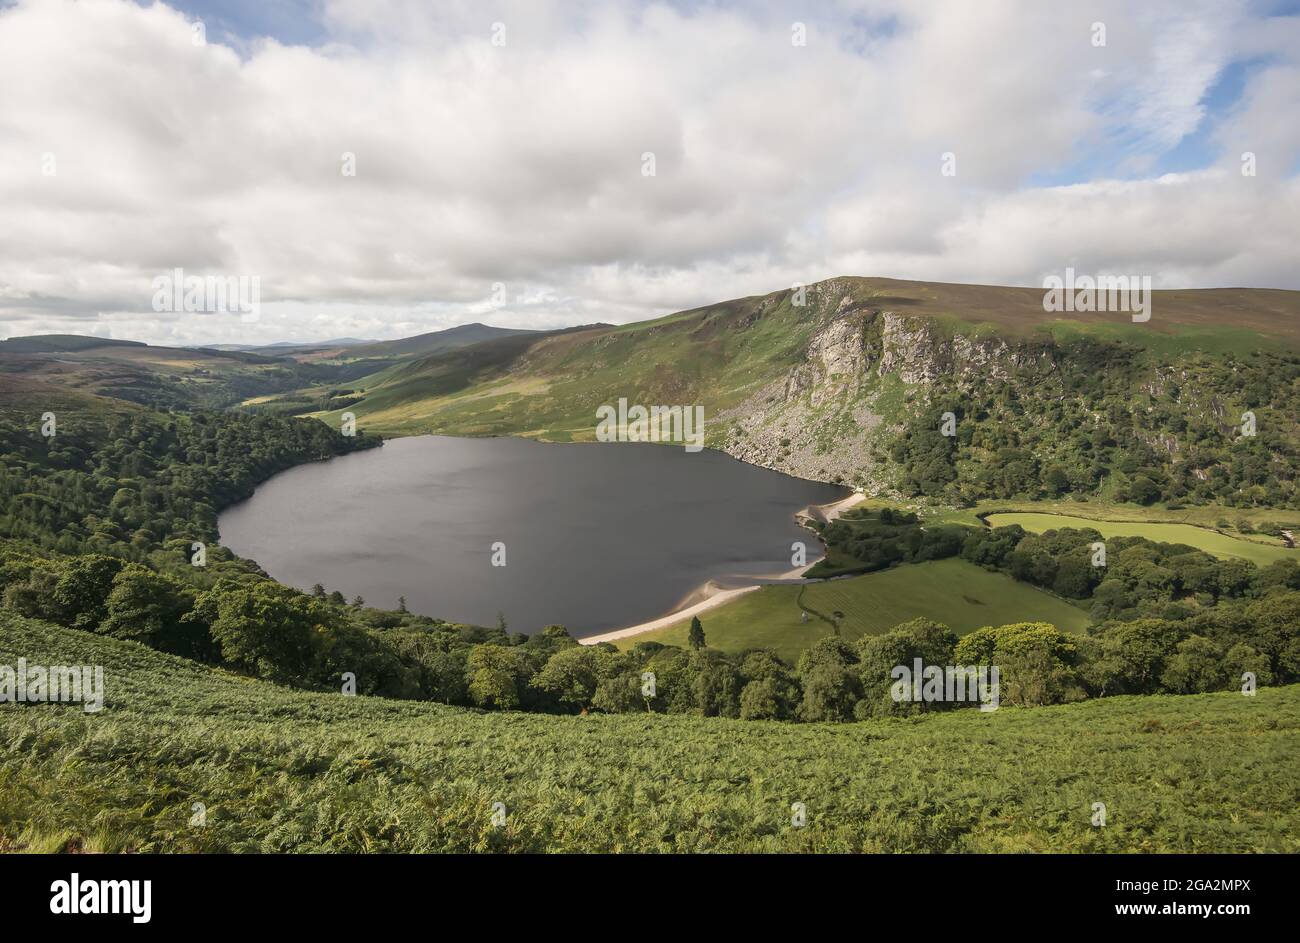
[579,490,865,646]
[578,581,762,645]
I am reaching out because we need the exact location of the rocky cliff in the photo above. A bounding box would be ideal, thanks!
[718,284,1060,488]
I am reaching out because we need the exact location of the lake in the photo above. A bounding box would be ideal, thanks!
[218,435,847,636]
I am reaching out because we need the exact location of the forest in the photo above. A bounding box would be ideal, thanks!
[889,343,1300,507]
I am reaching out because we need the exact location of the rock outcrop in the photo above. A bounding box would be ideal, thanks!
[716,289,1060,486]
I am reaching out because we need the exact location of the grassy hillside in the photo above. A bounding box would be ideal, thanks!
[0,337,339,410]
[0,334,147,353]
[985,512,1300,568]
[306,301,817,439]
[855,278,1300,345]
[303,277,1300,435]
[308,323,538,362]
[618,559,1091,660]
[2,612,1296,853]
[287,277,1300,505]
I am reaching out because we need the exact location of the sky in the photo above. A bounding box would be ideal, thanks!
[0,0,1298,346]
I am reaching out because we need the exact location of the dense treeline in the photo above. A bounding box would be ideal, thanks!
[0,403,378,565]
[3,547,1297,721]
[889,344,1300,507]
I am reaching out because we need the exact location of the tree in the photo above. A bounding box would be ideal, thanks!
[51,554,125,630]
[954,621,1082,707]
[1086,618,1183,696]
[532,646,604,711]
[1042,464,1071,497]
[191,581,322,685]
[99,565,192,646]
[1243,591,1300,682]
[738,654,800,721]
[1160,635,1227,694]
[797,636,861,722]
[687,616,706,650]
[686,650,742,717]
[425,648,470,704]
[1222,642,1274,689]
[465,645,529,710]
[857,618,958,717]
[1051,558,1095,598]
[592,654,647,714]
[397,595,408,613]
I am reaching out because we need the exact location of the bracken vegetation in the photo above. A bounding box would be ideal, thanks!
[3,614,1297,853]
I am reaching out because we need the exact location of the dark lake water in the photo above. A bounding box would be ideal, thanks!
[218,435,847,636]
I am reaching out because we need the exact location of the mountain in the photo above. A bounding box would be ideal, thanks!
[0,323,553,414]
[0,334,331,410]
[0,334,147,353]
[305,277,1300,507]
[200,337,380,352]
[314,322,538,361]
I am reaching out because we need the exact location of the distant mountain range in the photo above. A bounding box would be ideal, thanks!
[199,338,381,352]
[0,322,540,410]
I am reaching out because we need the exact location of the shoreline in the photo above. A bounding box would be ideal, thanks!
[579,491,865,646]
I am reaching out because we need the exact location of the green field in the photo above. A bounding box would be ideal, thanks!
[2,612,1296,853]
[618,559,1091,661]
[985,512,1300,568]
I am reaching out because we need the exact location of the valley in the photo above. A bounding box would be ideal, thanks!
[4,276,1300,856]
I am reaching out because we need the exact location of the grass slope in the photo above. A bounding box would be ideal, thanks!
[2,613,1296,853]
[0,340,320,410]
[984,513,1299,568]
[297,277,1300,441]
[617,559,1091,661]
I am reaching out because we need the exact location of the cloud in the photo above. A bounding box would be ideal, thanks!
[0,0,1296,345]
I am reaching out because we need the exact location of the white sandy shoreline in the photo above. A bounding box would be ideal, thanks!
[579,491,865,646]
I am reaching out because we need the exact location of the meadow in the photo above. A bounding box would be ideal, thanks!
[2,612,1296,854]
[983,512,1299,568]
[617,559,1091,660]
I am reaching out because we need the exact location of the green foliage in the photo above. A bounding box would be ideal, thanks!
[890,345,1300,508]
[855,618,958,718]
[687,616,705,650]
[466,645,531,710]
[0,402,378,565]
[954,622,1083,707]
[3,612,1297,853]
[100,564,193,647]
[192,580,322,685]
[533,645,604,711]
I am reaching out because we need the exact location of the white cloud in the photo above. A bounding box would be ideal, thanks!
[0,0,1296,346]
